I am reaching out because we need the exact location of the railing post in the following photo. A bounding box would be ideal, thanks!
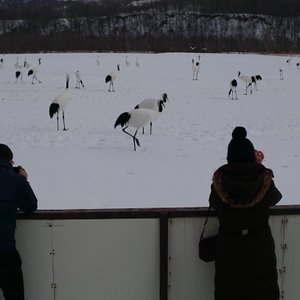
[160,214,169,300]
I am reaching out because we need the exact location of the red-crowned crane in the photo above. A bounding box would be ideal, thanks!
[49,74,70,131]
[15,57,23,84]
[75,70,85,89]
[134,93,168,134]
[192,58,200,80]
[105,64,120,92]
[251,74,262,91]
[228,79,238,100]
[238,71,253,95]
[28,67,41,84]
[114,108,161,151]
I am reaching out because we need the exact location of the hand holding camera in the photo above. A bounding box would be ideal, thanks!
[255,150,264,164]
[13,165,28,180]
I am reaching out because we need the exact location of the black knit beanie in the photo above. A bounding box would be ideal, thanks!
[227,127,255,163]
[0,143,13,162]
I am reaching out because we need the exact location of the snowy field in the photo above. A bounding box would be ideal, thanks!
[0,52,299,209]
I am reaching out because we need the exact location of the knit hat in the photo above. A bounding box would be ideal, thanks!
[227,127,255,163]
[0,143,13,162]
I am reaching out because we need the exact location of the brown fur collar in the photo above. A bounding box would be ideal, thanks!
[212,166,273,209]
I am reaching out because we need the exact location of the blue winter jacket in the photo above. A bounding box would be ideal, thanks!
[0,158,38,253]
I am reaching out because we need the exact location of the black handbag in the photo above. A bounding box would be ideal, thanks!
[199,205,217,262]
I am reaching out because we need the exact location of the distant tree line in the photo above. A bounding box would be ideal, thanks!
[1,0,300,19]
[155,0,300,16]
[0,0,299,53]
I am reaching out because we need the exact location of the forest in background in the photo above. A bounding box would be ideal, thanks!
[0,0,299,53]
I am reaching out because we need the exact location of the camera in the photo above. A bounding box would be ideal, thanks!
[13,166,21,173]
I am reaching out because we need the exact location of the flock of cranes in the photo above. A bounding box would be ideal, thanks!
[14,57,42,84]
[44,54,167,151]
[228,72,263,100]
[1,53,299,151]
[114,93,169,151]
[192,53,263,101]
[227,55,299,100]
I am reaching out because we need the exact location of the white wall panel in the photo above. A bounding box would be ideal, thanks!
[50,219,160,300]
[6,220,53,300]
[168,217,216,300]
[0,214,298,300]
[276,215,300,300]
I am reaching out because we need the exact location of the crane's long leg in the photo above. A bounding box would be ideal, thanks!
[62,111,68,131]
[234,88,238,100]
[246,82,253,94]
[150,122,152,135]
[228,89,232,99]
[133,130,140,150]
[32,75,41,84]
[108,81,115,92]
[122,127,140,151]
[56,114,59,131]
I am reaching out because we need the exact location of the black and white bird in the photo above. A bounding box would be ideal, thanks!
[49,74,70,131]
[114,108,161,151]
[238,71,253,95]
[24,58,30,69]
[228,79,238,100]
[105,65,119,92]
[15,69,23,84]
[251,74,262,90]
[192,58,200,80]
[134,93,168,134]
[28,67,41,84]
[0,58,4,69]
[75,70,85,89]
[14,57,23,83]
[279,68,284,80]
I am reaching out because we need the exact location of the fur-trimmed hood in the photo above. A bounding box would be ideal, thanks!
[212,163,274,209]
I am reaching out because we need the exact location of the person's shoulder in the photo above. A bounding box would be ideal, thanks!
[213,164,228,174]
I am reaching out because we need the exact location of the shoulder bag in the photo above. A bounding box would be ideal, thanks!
[199,205,217,262]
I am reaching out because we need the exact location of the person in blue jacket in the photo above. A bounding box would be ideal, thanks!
[0,143,38,300]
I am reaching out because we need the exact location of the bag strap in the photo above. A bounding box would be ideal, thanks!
[200,204,211,240]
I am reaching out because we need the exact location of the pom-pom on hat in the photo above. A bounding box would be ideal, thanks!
[227,127,255,163]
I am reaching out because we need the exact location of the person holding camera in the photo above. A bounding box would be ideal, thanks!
[0,143,38,300]
[208,127,282,300]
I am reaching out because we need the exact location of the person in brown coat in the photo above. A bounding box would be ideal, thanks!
[209,126,282,300]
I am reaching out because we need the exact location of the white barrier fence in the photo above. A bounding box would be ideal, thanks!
[0,207,298,300]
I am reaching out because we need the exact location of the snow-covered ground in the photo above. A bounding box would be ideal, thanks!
[0,52,299,209]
